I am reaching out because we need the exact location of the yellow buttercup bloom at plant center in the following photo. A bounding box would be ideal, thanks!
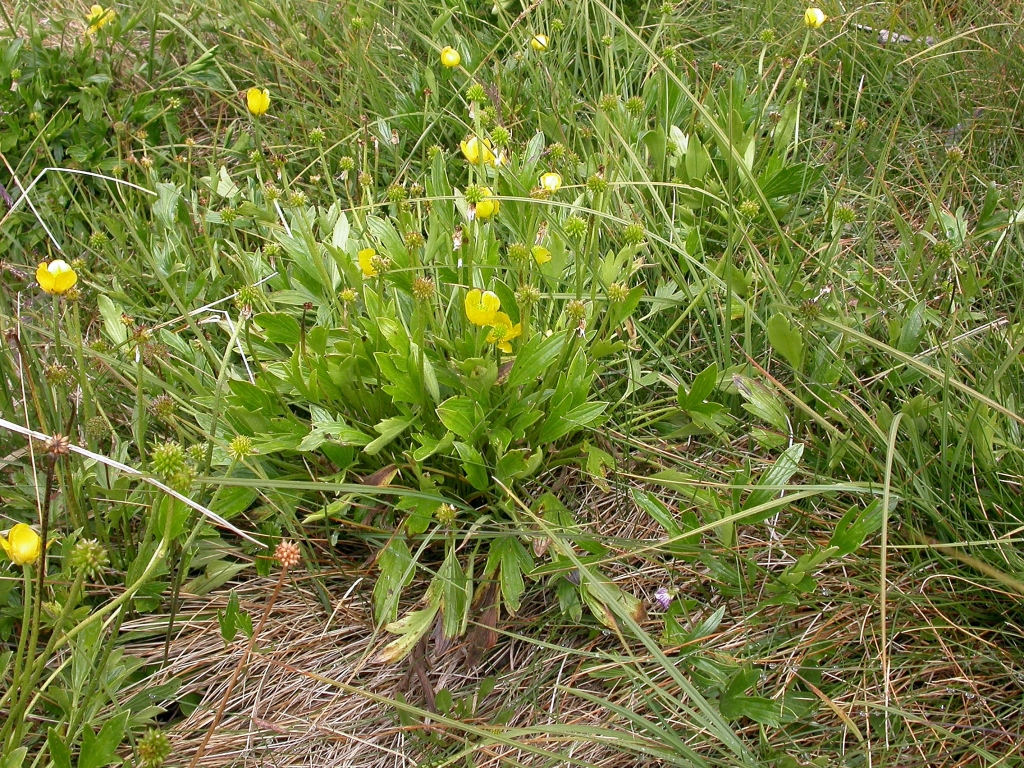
[486,312,522,353]
[465,289,500,326]
[531,34,549,51]
[36,260,78,294]
[358,248,378,277]
[440,46,461,68]
[804,7,826,28]
[246,87,271,117]
[86,4,115,34]
[0,523,41,567]
[475,187,499,219]
[460,136,496,166]
[539,171,562,193]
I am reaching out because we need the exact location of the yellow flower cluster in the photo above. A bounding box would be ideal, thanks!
[465,289,521,353]
[85,4,115,35]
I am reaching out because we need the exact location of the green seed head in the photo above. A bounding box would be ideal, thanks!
[412,276,435,302]
[69,539,110,579]
[622,222,645,245]
[386,184,408,203]
[151,441,187,481]
[508,242,530,262]
[566,299,588,322]
[137,728,172,768]
[608,282,630,303]
[516,284,541,306]
[564,216,587,238]
[598,94,620,114]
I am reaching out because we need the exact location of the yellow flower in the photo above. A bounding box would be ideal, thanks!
[486,312,522,354]
[440,46,461,68]
[246,87,271,117]
[804,8,826,28]
[531,34,549,51]
[531,245,551,265]
[85,4,114,34]
[358,248,378,277]
[0,523,41,567]
[465,288,500,326]
[475,187,499,219]
[539,171,562,193]
[36,260,78,295]
[460,136,496,166]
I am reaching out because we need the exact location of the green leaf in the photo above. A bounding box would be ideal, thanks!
[79,710,129,768]
[454,441,489,490]
[584,442,616,492]
[486,536,534,613]
[372,539,415,625]
[436,396,484,439]
[734,374,789,434]
[46,730,70,768]
[678,362,719,411]
[152,182,183,228]
[719,668,781,725]
[743,442,804,521]
[412,431,455,462]
[254,312,302,345]
[97,294,128,347]
[210,485,258,520]
[829,500,885,557]
[536,401,607,444]
[376,604,439,664]
[759,163,819,198]
[778,546,838,587]
[364,414,416,455]
[508,332,564,388]
[435,548,470,638]
[184,559,250,596]
[632,489,682,535]
[766,312,804,371]
[215,165,240,198]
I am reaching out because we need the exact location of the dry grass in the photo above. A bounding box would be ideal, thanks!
[116,478,1024,767]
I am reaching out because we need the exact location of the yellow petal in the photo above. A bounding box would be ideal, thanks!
[476,188,499,219]
[539,172,562,192]
[531,245,551,265]
[466,289,500,326]
[37,260,77,295]
[246,87,270,116]
[460,136,495,166]
[1,523,41,566]
[804,7,826,28]
[440,46,461,68]
[358,248,378,277]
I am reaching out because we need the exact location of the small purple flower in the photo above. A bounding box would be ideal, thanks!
[654,586,672,611]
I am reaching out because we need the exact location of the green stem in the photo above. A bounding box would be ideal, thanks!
[201,315,248,479]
